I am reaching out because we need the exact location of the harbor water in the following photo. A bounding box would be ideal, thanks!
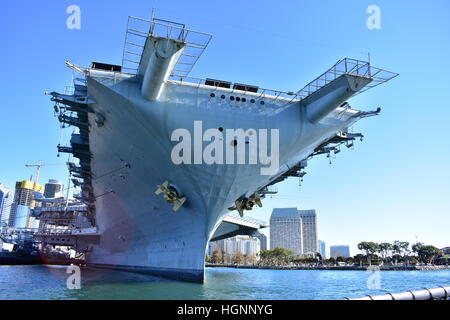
[0,265,449,300]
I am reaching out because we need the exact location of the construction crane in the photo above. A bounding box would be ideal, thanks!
[25,160,66,184]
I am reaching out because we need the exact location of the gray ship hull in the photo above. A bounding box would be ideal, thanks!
[82,74,362,282]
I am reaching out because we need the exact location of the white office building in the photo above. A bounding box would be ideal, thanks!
[270,208,318,256]
[209,235,261,259]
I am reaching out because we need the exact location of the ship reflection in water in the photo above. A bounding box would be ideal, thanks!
[0,265,448,300]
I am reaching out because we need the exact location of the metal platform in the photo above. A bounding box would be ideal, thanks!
[297,58,399,99]
[167,58,398,104]
[121,16,212,78]
[119,18,398,106]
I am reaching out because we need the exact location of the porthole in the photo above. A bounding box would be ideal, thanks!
[260,101,265,105]
[218,127,224,132]
[250,99,255,104]
[236,97,241,102]
[230,96,235,101]
[221,94,226,99]
[242,98,247,103]
[210,93,215,98]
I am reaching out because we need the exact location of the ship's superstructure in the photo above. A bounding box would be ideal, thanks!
[48,16,398,282]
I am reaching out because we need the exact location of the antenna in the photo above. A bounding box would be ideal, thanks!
[151,7,155,22]
[65,154,72,208]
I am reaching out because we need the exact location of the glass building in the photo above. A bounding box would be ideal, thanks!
[319,240,327,259]
[0,183,13,228]
[8,180,44,228]
[44,179,64,198]
[330,245,351,258]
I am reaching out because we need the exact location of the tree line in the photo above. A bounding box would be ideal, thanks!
[206,241,446,267]
[356,241,443,266]
[207,248,257,265]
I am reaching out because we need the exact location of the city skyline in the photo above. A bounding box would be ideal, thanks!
[0,0,449,256]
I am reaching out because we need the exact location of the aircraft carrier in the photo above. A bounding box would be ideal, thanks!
[48,16,398,282]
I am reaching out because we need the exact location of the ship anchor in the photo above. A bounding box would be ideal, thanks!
[228,193,263,217]
[155,180,187,212]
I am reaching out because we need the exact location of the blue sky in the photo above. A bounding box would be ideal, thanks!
[0,0,449,255]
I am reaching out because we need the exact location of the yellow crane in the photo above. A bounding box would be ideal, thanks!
[25,160,66,184]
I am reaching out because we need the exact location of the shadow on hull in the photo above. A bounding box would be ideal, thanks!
[86,263,204,283]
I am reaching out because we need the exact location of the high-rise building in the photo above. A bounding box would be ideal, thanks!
[0,183,13,228]
[270,207,319,255]
[319,240,327,259]
[244,237,260,258]
[44,179,64,199]
[208,238,224,257]
[270,208,303,255]
[299,210,318,254]
[209,236,261,259]
[8,180,44,228]
[253,231,268,251]
[330,245,350,258]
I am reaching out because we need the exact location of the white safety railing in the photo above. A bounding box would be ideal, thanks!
[297,58,399,99]
[121,16,212,78]
[346,285,450,300]
[118,18,398,105]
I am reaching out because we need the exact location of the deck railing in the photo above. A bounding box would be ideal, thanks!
[296,58,399,99]
[345,285,450,300]
[168,75,302,103]
[121,16,212,77]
